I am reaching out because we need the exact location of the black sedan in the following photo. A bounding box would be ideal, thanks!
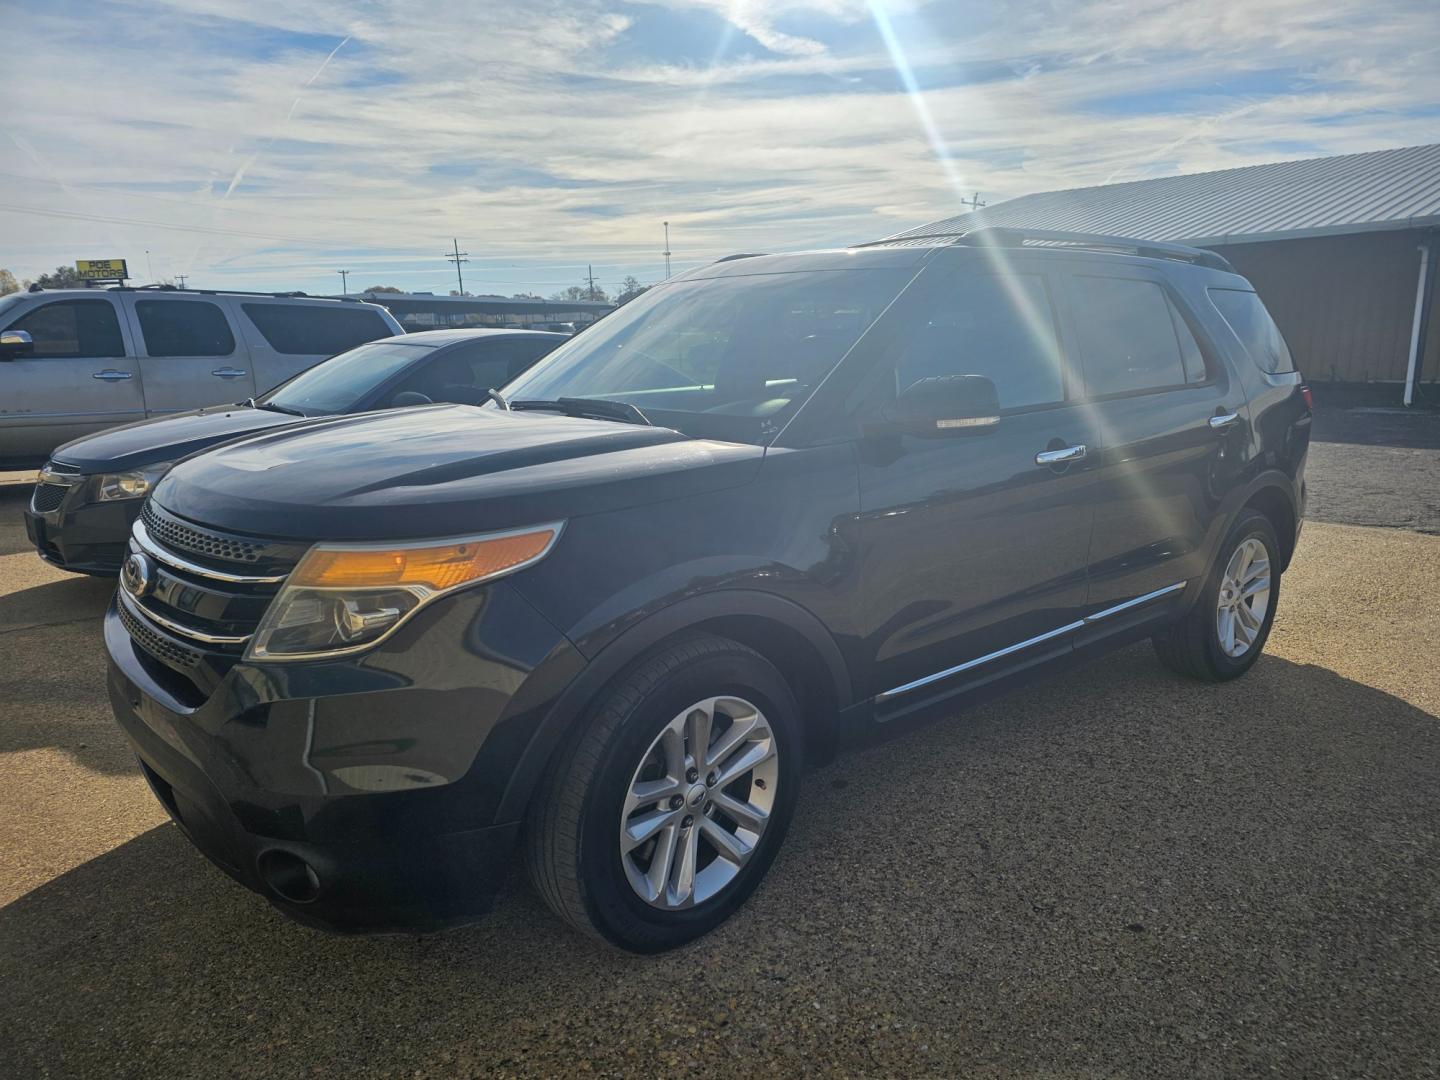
[24,328,565,574]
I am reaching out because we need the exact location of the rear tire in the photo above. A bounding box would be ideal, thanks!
[1152,508,1280,681]
[525,633,801,953]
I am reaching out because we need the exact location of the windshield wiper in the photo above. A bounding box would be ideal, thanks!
[486,388,511,411]
[257,401,307,417]
[510,397,652,426]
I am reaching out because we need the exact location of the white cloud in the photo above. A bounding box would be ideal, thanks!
[1,0,1437,294]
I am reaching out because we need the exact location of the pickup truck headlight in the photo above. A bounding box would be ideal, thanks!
[245,523,563,661]
[96,463,173,502]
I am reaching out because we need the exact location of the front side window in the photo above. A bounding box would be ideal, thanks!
[891,273,1065,409]
[9,299,125,358]
[261,340,437,415]
[500,268,913,444]
[242,303,393,355]
[1069,276,1190,396]
[135,300,235,357]
[1209,288,1295,374]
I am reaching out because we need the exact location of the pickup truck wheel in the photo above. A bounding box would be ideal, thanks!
[525,634,801,953]
[1152,508,1280,681]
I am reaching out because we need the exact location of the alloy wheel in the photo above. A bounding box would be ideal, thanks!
[1216,537,1271,658]
[619,696,778,910]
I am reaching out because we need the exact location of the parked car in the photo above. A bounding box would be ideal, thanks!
[0,285,404,469]
[25,329,564,575]
[104,229,1310,952]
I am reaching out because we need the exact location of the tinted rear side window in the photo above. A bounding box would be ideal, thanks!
[243,303,393,355]
[136,300,235,357]
[893,273,1065,409]
[10,299,124,358]
[1208,288,1295,374]
[1069,276,1189,396]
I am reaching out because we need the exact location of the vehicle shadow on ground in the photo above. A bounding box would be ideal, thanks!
[3,648,1438,1077]
[0,482,41,557]
[0,575,128,775]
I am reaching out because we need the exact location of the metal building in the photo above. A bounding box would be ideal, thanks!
[330,292,615,333]
[894,143,1440,402]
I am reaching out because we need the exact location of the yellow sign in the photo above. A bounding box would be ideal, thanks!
[76,259,128,280]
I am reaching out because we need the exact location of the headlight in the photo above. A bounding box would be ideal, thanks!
[96,462,173,502]
[245,522,563,661]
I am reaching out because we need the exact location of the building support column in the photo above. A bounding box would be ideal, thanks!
[1403,235,1436,406]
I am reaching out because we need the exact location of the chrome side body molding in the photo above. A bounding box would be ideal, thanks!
[875,581,1187,703]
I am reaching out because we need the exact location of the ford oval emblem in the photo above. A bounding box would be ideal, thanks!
[121,552,154,598]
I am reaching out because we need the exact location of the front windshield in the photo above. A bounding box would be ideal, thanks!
[261,340,436,415]
[498,267,913,444]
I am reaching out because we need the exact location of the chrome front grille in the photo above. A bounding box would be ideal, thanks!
[118,505,309,680]
[140,500,266,564]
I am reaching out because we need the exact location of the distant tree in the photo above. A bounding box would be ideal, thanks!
[550,278,610,303]
[34,265,86,289]
[0,269,19,296]
[616,275,648,305]
[511,292,542,300]
[449,289,472,297]
[364,284,404,293]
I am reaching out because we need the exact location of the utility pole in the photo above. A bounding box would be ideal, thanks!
[446,239,469,295]
[587,264,597,301]
[145,249,154,282]
[961,191,986,211]
[662,221,672,279]
[337,269,350,295]
[175,274,188,289]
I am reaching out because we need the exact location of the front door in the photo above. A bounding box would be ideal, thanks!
[0,297,144,464]
[120,295,255,414]
[855,258,1100,707]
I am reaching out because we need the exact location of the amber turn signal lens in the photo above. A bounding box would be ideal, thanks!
[290,527,558,592]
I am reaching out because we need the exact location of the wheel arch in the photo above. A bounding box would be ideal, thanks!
[496,590,852,822]
[1240,483,1298,571]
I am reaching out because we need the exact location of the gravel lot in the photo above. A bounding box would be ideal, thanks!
[2,408,1438,1078]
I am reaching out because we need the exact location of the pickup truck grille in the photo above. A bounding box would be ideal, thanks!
[118,503,310,688]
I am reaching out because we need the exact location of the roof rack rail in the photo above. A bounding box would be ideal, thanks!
[859,226,1235,272]
[106,285,336,300]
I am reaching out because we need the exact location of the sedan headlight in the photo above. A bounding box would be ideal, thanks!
[96,462,173,502]
[246,523,563,661]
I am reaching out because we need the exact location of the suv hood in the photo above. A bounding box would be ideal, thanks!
[151,404,765,540]
[51,405,303,473]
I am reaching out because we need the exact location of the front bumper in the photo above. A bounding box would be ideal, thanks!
[103,584,580,932]
[24,482,137,575]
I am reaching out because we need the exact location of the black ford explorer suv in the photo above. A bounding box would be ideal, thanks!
[104,228,1310,952]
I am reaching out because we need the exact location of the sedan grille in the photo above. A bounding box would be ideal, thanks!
[31,483,68,513]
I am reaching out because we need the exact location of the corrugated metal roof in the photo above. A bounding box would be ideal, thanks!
[892,143,1440,247]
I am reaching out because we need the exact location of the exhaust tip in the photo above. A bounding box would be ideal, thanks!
[257,849,322,904]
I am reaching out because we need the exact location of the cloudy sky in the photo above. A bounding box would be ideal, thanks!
[4,0,1438,296]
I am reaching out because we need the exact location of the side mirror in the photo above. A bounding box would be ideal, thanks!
[881,375,1000,437]
[0,329,34,360]
[390,390,433,408]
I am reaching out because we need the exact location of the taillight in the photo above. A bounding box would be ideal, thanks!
[1301,385,1313,411]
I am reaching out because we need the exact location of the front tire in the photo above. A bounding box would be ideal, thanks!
[525,634,801,953]
[1153,508,1280,681]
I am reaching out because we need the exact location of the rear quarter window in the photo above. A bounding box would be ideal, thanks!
[242,303,394,355]
[1208,288,1296,374]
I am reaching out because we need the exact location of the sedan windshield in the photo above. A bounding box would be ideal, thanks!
[497,267,913,444]
[261,340,436,416]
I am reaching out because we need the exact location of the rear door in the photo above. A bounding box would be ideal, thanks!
[854,254,1102,707]
[0,296,144,463]
[121,295,256,413]
[235,300,398,391]
[1057,263,1249,618]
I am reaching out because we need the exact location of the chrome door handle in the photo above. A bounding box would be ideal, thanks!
[1209,411,1241,430]
[211,368,248,379]
[1035,444,1087,466]
[92,369,133,381]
